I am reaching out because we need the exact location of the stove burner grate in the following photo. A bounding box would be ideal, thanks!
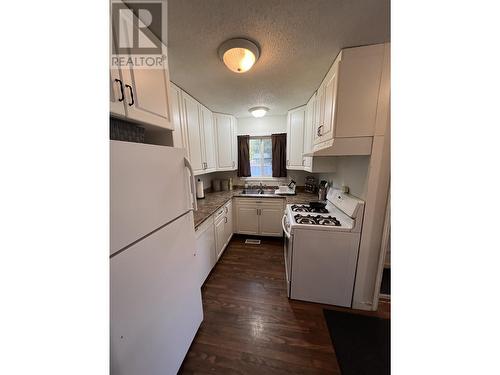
[294,214,341,226]
[291,204,328,214]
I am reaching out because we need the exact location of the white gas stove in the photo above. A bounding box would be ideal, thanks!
[283,189,364,233]
[281,188,365,307]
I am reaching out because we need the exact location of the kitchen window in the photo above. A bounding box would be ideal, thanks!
[249,137,272,177]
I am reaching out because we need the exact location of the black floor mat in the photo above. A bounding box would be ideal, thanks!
[380,268,390,295]
[323,310,390,375]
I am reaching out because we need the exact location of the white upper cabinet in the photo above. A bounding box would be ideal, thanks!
[317,60,339,143]
[200,105,216,172]
[179,89,219,175]
[288,93,336,173]
[170,83,237,176]
[286,106,306,170]
[110,72,127,117]
[169,83,186,149]
[182,92,204,174]
[214,113,237,171]
[110,8,126,117]
[312,44,386,153]
[302,94,315,169]
[231,116,238,169]
[110,9,173,130]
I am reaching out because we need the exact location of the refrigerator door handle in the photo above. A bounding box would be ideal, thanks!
[184,157,198,211]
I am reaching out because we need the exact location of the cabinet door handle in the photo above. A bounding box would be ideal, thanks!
[114,79,124,102]
[225,217,228,223]
[225,206,228,214]
[317,125,323,137]
[125,84,134,106]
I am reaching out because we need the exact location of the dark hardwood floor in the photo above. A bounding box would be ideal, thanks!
[179,235,390,374]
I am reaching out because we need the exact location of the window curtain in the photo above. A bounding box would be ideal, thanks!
[271,133,287,177]
[237,135,251,177]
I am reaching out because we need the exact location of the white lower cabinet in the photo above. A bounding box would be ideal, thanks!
[214,214,226,259]
[259,206,284,236]
[234,198,285,237]
[195,200,234,287]
[215,200,233,260]
[194,216,216,287]
[224,200,233,245]
[235,205,259,235]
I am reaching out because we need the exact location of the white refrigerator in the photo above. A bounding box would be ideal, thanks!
[110,140,202,375]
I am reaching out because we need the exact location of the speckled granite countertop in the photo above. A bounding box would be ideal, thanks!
[193,188,318,229]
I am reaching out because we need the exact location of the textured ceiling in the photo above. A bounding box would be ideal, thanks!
[167,0,390,118]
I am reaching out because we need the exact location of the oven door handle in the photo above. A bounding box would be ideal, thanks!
[282,214,291,238]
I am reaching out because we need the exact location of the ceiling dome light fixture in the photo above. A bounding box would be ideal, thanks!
[249,106,269,118]
[218,38,260,73]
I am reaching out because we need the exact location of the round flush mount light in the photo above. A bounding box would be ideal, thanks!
[249,106,269,118]
[218,38,260,73]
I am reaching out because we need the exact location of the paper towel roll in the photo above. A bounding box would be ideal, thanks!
[196,179,205,199]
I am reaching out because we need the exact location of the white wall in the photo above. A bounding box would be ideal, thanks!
[195,169,311,189]
[236,115,287,136]
[195,157,370,193]
[315,156,371,199]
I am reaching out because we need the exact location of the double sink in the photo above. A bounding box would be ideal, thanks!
[239,188,277,197]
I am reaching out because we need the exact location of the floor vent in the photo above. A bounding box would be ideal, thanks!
[245,239,261,245]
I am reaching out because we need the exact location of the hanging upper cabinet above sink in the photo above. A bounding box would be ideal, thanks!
[306,43,389,156]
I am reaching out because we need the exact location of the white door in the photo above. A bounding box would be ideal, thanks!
[169,83,186,149]
[319,62,339,143]
[182,93,204,174]
[110,212,202,375]
[236,206,259,235]
[110,141,193,254]
[313,87,324,145]
[110,15,126,117]
[286,106,305,169]
[200,105,216,172]
[302,95,315,169]
[214,113,233,170]
[195,218,216,286]
[231,116,238,170]
[110,71,127,117]
[259,207,284,236]
[118,11,173,129]
[224,201,233,244]
[214,216,226,260]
